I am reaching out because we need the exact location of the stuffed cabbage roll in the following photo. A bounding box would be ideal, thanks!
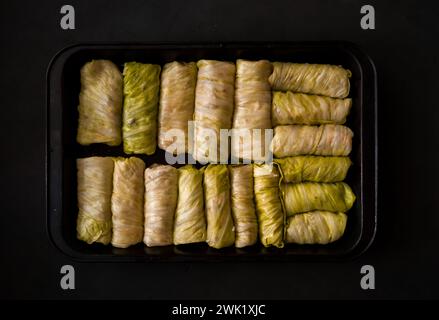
[193,60,235,163]
[76,157,114,245]
[286,211,347,244]
[269,62,351,98]
[204,164,235,248]
[123,62,161,155]
[144,165,178,246]
[281,182,356,216]
[275,156,352,183]
[77,60,122,146]
[272,92,352,126]
[271,124,353,158]
[158,62,197,154]
[253,164,284,248]
[230,165,258,248]
[231,60,272,162]
[111,157,145,248]
[174,165,207,245]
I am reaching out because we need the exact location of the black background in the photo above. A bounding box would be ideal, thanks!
[1,0,438,300]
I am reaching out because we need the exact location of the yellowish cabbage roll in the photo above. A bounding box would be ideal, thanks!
[230,165,258,248]
[144,165,178,246]
[193,60,235,163]
[77,60,122,146]
[272,124,353,158]
[231,60,272,162]
[111,157,145,248]
[272,92,352,126]
[253,164,284,248]
[158,62,197,154]
[275,156,352,183]
[204,164,235,248]
[123,62,161,155]
[286,211,347,244]
[76,157,114,245]
[269,62,351,98]
[174,165,207,245]
[281,182,356,216]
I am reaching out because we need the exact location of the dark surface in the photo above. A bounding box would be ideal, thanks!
[1,0,438,299]
[48,43,375,262]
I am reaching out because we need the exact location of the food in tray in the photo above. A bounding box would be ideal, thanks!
[158,62,197,154]
[285,211,347,244]
[269,62,351,98]
[275,156,352,183]
[253,164,284,248]
[231,59,272,161]
[174,165,207,245]
[143,164,178,246]
[271,124,353,158]
[204,164,235,249]
[74,58,357,249]
[281,182,356,216]
[123,62,161,155]
[111,157,145,248]
[76,157,114,245]
[272,92,352,126]
[77,60,123,146]
[230,164,258,248]
[193,60,236,163]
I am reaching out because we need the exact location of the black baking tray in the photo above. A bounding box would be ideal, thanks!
[47,42,377,262]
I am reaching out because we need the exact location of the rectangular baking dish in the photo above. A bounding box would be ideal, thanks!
[47,42,377,262]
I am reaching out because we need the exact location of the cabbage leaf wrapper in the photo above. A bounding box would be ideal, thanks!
[158,62,197,154]
[281,182,356,216]
[77,60,122,146]
[269,62,351,98]
[203,164,235,248]
[144,165,178,246]
[174,165,207,245]
[272,124,353,158]
[275,156,352,183]
[231,60,272,162]
[286,211,347,244]
[76,157,114,245]
[193,60,235,163]
[230,165,258,248]
[123,62,161,155]
[111,157,145,248]
[253,164,284,248]
[272,92,352,126]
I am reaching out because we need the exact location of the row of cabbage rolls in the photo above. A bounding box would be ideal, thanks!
[77,156,355,249]
[77,59,353,161]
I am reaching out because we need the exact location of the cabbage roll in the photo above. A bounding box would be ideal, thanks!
[76,157,114,245]
[111,157,145,248]
[174,165,207,245]
[286,211,347,244]
[230,165,258,248]
[272,92,352,126]
[77,60,122,146]
[123,62,161,155]
[231,60,272,162]
[193,60,235,163]
[281,182,356,216]
[272,124,353,158]
[269,62,351,98]
[204,164,235,248]
[275,156,352,183]
[253,164,284,248]
[158,62,197,154]
[144,165,178,246]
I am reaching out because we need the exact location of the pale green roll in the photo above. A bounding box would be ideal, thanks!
[123,62,161,155]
